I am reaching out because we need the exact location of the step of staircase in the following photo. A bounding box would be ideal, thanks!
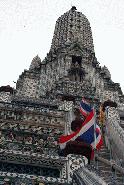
[86,143,124,184]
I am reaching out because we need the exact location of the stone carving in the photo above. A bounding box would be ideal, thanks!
[67,154,88,183]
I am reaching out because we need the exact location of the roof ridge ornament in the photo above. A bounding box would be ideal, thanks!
[71,6,77,11]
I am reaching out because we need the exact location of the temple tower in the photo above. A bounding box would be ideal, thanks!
[51,6,94,52]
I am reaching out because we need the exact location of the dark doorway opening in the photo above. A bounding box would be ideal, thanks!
[72,56,82,67]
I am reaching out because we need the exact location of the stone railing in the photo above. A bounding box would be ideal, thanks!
[0,171,68,185]
[95,155,124,175]
[0,148,66,166]
[12,95,59,107]
[0,148,69,183]
[105,107,124,161]
[73,167,107,185]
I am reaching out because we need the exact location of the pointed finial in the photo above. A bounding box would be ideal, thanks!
[71,6,77,11]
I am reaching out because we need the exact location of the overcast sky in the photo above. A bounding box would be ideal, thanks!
[0,0,124,93]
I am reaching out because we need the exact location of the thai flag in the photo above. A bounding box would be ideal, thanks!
[58,109,95,149]
[80,98,92,117]
[93,124,103,150]
[78,120,103,150]
[58,98,103,150]
[79,98,103,149]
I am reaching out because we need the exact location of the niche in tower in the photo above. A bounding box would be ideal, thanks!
[68,55,85,82]
[72,55,82,67]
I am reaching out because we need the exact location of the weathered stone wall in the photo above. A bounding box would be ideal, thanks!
[16,71,40,98]
[106,107,124,160]
[0,101,66,157]
[0,92,12,102]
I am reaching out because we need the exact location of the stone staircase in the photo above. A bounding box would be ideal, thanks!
[86,143,124,184]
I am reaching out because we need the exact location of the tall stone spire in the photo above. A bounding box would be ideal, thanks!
[51,6,94,52]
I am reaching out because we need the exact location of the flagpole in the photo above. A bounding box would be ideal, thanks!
[91,96,97,168]
[94,109,96,150]
[91,95,96,150]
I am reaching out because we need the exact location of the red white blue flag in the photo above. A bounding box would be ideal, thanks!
[80,98,92,116]
[58,98,103,150]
